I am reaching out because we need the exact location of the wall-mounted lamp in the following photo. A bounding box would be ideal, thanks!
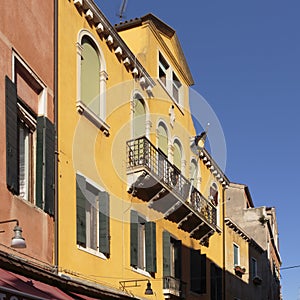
[119,279,153,295]
[190,123,210,154]
[0,219,26,248]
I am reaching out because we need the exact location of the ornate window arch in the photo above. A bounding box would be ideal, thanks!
[173,138,183,171]
[157,120,169,157]
[132,92,147,139]
[77,30,107,121]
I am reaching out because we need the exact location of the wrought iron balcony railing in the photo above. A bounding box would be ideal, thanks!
[126,136,217,228]
[190,187,216,226]
[163,276,187,299]
[127,137,190,200]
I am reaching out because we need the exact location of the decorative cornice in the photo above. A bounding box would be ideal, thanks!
[225,218,264,253]
[143,20,194,86]
[115,14,194,87]
[199,148,230,187]
[225,218,250,242]
[72,0,155,89]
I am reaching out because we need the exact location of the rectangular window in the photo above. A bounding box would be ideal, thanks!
[251,257,257,279]
[163,231,183,294]
[5,75,54,214]
[163,231,182,280]
[76,173,110,257]
[172,72,181,103]
[130,210,156,273]
[190,249,206,294]
[18,102,37,202]
[233,244,240,266]
[159,52,169,86]
[158,52,183,105]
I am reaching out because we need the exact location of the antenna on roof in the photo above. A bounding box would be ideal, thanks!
[117,0,128,20]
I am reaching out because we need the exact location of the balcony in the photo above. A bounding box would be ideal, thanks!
[127,136,216,241]
[163,276,187,299]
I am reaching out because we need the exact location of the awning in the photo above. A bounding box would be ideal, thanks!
[0,268,98,300]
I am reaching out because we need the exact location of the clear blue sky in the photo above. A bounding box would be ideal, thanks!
[96,1,300,298]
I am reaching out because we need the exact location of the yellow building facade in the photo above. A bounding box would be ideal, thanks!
[58,1,229,299]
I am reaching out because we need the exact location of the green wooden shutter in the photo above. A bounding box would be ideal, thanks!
[36,117,44,209]
[130,210,138,267]
[174,239,182,279]
[163,231,171,278]
[44,117,55,214]
[76,174,86,246]
[200,254,207,294]
[5,76,19,195]
[190,249,201,294]
[36,116,55,215]
[145,221,157,273]
[99,191,110,256]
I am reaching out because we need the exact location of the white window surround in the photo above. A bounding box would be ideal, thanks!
[76,171,105,193]
[233,243,240,267]
[76,100,110,136]
[157,51,183,109]
[12,52,47,205]
[131,90,151,139]
[76,171,108,257]
[12,51,47,116]
[156,119,170,156]
[130,266,151,278]
[172,137,186,176]
[76,30,109,134]
[77,244,107,260]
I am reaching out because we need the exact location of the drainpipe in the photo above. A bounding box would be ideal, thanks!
[54,0,59,273]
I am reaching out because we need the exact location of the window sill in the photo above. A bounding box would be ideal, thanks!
[130,266,151,278]
[157,79,184,115]
[76,101,110,136]
[14,195,46,214]
[77,245,108,260]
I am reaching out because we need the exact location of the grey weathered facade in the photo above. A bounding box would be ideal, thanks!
[225,182,281,300]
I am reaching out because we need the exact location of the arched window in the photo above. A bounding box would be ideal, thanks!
[132,96,146,138]
[210,183,219,206]
[77,31,107,123]
[157,122,168,157]
[81,36,100,114]
[173,140,182,171]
